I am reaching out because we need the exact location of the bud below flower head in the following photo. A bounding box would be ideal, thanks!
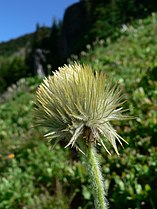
[34,62,130,155]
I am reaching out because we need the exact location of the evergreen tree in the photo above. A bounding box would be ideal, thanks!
[47,19,61,71]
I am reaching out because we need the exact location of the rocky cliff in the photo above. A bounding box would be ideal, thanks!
[59,1,89,60]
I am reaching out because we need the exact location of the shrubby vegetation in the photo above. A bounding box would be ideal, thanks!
[71,13,157,208]
[83,0,157,42]
[0,26,51,94]
[0,77,92,209]
[0,7,157,209]
[0,57,30,93]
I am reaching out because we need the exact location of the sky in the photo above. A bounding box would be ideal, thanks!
[0,0,79,43]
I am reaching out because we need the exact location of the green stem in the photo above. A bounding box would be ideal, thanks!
[87,144,108,209]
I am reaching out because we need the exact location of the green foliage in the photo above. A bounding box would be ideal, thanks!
[0,140,88,209]
[1,12,157,209]
[0,77,92,209]
[102,149,157,209]
[0,56,30,94]
[0,26,50,58]
[0,33,33,57]
[83,0,157,43]
[70,12,157,208]
[47,19,62,70]
[0,77,40,141]
[31,25,51,49]
[0,26,51,94]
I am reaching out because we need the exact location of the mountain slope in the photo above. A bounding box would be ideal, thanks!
[0,13,157,209]
[0,33,33,57]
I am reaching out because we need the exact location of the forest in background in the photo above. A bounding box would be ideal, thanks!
[0,0,157,208]
[1,0,157,94]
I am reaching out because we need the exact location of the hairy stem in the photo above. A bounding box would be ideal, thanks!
[87,144,108,209]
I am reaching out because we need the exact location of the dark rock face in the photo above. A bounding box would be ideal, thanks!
[33,48,47,78]
[59,1,88,60]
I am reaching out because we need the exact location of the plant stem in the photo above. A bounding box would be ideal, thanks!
[87,144,108,209]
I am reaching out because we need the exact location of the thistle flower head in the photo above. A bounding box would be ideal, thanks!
[34,63,130,155]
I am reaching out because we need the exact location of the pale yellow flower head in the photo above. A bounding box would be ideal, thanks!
[35,63,130,155]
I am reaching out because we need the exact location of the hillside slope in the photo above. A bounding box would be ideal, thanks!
[0,33,33,58]
[0,13,157,209]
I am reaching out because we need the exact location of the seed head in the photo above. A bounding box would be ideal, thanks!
[34,63,130,155]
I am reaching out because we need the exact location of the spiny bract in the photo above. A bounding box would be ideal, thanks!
[34,63,130,155]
